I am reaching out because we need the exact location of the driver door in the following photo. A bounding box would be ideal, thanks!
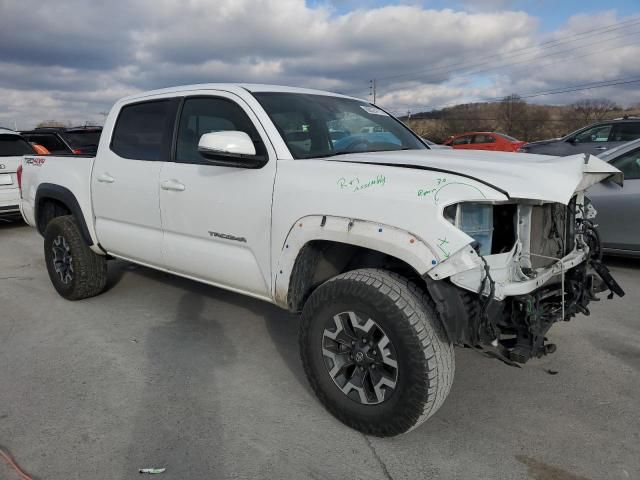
[159,92,277,298]
[570,123,614,156]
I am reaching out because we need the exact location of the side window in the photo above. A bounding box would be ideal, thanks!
[175,97,266,164]
[452,135,471,145]
[610,122,640,142]
[25,134,68,154]
[0,135,35,156]
[111,100,175,161]
[574,124,612,143]
[472,134,495,144]
[611,148,640,180]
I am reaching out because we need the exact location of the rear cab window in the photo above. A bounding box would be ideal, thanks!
[110,100,178,161]
[23,134,69,154]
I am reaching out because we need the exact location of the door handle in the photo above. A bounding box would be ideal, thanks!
[596,146,608,150]
[160,179,186,192]
[96,173,115,183]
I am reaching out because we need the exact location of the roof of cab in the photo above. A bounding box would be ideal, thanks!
[118,83,365,104]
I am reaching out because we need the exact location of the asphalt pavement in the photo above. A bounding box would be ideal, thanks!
[1,220,638,480]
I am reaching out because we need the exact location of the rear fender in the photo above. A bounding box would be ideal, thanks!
[35,183,96,247]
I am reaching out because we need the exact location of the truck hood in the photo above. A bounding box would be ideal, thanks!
[323,149,622,204]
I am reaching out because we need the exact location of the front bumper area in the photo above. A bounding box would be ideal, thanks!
[426,255,623,365]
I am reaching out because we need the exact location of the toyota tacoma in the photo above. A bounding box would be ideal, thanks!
[19,84,624,436]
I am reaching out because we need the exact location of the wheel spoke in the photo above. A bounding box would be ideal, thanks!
[51,235,73,284]
[321,310,398,406]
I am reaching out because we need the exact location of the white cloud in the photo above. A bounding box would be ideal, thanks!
[0,1,638,129]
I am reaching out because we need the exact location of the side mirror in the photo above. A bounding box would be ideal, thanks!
[198,131,256,157]
[567,137,577,144]
[197,131,266,168]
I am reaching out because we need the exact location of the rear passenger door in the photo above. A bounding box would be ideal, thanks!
[92,98,178,266]
[158,93,277,298]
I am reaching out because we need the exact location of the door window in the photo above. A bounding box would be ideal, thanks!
[452,135,472,145]
[472,134,495,144]
[111,100,176,161]
[610,122,640,142]
[175,97,266,164]
[574,124,612,143]
[611,148,640,180]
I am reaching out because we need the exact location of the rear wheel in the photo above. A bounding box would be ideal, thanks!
[300,268,455,437]
[44,215,107,300]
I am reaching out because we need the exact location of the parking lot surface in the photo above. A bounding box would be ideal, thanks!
[1,221,639,480]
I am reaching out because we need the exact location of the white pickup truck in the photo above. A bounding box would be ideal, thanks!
[20,84,624,437]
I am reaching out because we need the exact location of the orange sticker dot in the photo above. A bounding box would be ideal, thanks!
[409,238,415,244]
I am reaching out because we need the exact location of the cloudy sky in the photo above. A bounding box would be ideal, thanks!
[0,0,639,129]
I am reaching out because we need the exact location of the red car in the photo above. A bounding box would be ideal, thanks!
[443,132,526,152]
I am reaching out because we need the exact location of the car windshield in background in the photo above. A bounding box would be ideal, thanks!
[253,93,426,159]
[497,133,518,142]
[60,131,101,148]
[0,134,35,156]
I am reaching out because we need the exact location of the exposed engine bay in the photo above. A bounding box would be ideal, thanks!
[428,193,625,366]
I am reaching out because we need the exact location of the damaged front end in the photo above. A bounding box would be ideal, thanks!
[427,193,625,366]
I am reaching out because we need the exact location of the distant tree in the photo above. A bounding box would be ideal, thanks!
[498,94,528,136]
[442,103,496,135]
[570,98,618,124]
[36,120,69,128]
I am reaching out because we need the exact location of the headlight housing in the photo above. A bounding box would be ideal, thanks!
[444,202,518,256]
[444,203,494,255]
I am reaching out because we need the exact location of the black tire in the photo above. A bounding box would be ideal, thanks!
[43,215,107,300]
[300,268,454,437]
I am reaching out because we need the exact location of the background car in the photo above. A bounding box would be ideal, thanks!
[442,132,526,152]
[519,117,640,156]
[424,138,452,149]
[21,126,102,155]
[0,128,38,220]
[587,138,640,257]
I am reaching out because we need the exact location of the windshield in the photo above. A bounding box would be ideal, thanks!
[598,139,640,161]
[60,131,101,148]
[0,134,35,156]
[253,93,426,159]
[497,133,519,142]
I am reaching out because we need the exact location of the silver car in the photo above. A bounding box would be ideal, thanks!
[587,138,640,256]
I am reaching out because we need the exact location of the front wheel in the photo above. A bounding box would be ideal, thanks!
[299,268,455,437]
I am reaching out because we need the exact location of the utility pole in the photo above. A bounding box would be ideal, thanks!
[369,79,377,104]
